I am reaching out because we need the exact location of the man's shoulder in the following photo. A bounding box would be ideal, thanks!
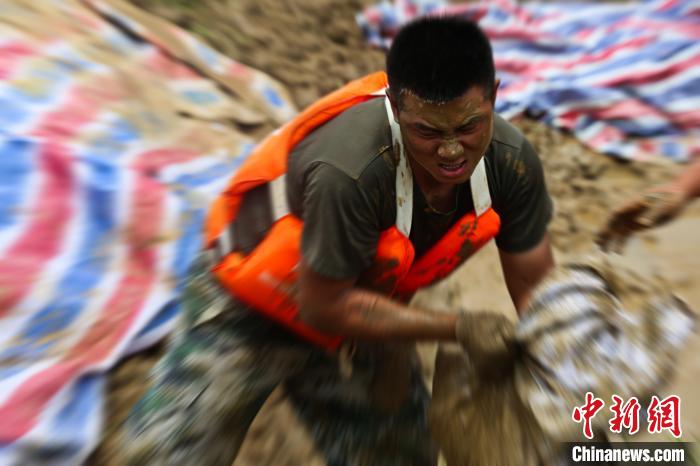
[291,98,393,182]
[491,114,528,153]
[487,114,542,177]
[485,114,546,198]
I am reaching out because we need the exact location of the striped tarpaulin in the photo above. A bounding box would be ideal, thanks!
[357,0,700,162]
[0,0,295,464]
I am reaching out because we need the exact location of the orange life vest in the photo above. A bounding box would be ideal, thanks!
[205,72,501,349]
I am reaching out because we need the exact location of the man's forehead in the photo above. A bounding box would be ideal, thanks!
[396,89,490,125]
[392,85,489,103]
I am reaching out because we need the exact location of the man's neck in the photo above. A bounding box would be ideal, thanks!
[409,159,459,213]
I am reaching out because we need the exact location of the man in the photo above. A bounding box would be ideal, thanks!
[122,16,554,466]
[598,156,700,252]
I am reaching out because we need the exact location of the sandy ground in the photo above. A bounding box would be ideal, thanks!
[90,0,700,464]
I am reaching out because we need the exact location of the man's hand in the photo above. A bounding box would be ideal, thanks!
[598,157,700,253]
[597,185,687,253]
[455,311,516,375]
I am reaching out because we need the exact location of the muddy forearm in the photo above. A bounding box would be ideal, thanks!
[306,288,458,342]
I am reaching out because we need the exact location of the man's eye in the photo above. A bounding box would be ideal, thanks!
[416,127,440,137]
[457,123,478,134]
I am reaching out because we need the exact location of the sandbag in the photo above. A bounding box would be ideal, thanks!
[429,254,696,466]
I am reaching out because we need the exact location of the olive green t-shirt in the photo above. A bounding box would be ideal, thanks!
[286,97,553,280]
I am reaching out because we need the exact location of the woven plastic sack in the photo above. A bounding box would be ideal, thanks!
[429,254,696,466]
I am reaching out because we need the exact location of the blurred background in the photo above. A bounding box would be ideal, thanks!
[0,0,697,465]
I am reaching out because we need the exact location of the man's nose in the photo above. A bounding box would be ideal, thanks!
[437,138,464,159]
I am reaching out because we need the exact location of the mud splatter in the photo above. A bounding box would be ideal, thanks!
[357,257,401,295]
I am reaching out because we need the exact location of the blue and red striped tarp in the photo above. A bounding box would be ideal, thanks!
[0,1,294,464]
[358,0,700,162]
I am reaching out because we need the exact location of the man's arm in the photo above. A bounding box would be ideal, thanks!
[675,156,700,200]
[298,259,458,341]
[598,156,700,252]
[498,233,554,313]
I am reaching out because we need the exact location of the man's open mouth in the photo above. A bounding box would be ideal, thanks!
[438,160,467,171]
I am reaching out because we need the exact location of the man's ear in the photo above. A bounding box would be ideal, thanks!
[491,78,501,107]
[386,89,400,123]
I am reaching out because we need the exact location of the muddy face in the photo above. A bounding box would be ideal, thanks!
[391,85,497,192]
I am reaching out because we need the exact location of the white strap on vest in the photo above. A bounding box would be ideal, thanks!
[212,173,289,260]
[379,90,492,235]
[269,173,290,221]
[382,94,414,237]
[470,158,491,217]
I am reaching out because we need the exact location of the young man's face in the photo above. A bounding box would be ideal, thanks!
[391,83,497,187]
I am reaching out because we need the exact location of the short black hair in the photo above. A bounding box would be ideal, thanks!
[386,16,495,105]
